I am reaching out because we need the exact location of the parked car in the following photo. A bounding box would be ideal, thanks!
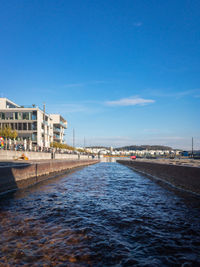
[130,156,136,160]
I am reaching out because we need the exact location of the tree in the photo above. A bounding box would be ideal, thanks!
[1,126,11,149]
[0,126,18,149]
[50,141,75,151]
[0,128,3,137]
[10,129,18,140]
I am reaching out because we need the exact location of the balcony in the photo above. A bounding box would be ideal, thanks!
[43,121,49,126]
[60,121,67,128]
[53,134,61,141]
[17,130,37,133]
[53,127,61,133]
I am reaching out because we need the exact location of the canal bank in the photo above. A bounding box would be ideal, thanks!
[0,159,99,195]
[117,159,200,195]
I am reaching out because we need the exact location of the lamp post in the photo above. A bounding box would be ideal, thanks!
[43,103,46,148]
[192,137,194,158]
[73,128,75,148]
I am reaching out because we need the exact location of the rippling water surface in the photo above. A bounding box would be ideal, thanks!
[0,162,200,266]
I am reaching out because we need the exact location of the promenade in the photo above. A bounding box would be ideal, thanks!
[135,158,200,168]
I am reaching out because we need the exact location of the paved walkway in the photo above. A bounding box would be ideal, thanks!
[133,158,200,168]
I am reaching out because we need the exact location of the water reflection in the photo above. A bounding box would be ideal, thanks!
[0,162,200,266]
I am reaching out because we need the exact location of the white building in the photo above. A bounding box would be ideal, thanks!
[49,114,67,144]
[0,98,67,148]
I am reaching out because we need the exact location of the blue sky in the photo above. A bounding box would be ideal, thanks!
[0,0,199,149]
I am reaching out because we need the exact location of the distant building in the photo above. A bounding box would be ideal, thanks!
[0,98,67,148]
[181,151,189,157]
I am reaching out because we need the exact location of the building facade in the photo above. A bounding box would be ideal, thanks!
[49,114,67,144]
[0,98,67,148]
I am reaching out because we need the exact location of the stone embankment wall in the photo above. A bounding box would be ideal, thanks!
[0,160,99,195]
[117,160,200,195]
[0,150,91,161]
[55,154,90,160]
[0,150,51,160]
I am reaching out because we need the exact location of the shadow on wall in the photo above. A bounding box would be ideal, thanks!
[0,159,99,200]
[0,162,32,196]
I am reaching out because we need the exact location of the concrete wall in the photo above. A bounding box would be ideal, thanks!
[54,154,91,160]
[0,159,99,195]
[54,154,78,160]
[0,150,93,161]
[117,160,200,195]
[0,150,51,160]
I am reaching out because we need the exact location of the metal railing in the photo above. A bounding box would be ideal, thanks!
[0,143,93,157]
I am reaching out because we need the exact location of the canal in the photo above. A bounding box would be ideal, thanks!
[0,162,200,266]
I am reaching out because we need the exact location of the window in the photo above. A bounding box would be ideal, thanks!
[32,122,37,130]
[23,112,30,120]
[5,112,13,120]
[31,133,37,141]
[23,123,27,130]
[32,111,37,120]
[0,112,5,120]
[10,113,14,120]
[18,123,22,130]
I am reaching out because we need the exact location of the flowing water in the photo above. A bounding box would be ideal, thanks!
[0,162,200,266]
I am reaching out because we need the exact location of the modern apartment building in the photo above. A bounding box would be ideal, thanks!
[0,98,67,148]
[49,114,67,144]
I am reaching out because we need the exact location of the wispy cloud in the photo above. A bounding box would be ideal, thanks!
[160,66,188,73]
[175,89,200,98]
[90,81,107,85]
[105,96,155,106]
[194,94,200,98]
[47,103,89,114]
[47,102,104,116]
[149,88,200,99]
[63,80,107,88]
[143,128,164,134]
[63,83,84,88]
[133,22,143,27]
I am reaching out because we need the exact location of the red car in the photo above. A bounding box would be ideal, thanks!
[130,156,136,160]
